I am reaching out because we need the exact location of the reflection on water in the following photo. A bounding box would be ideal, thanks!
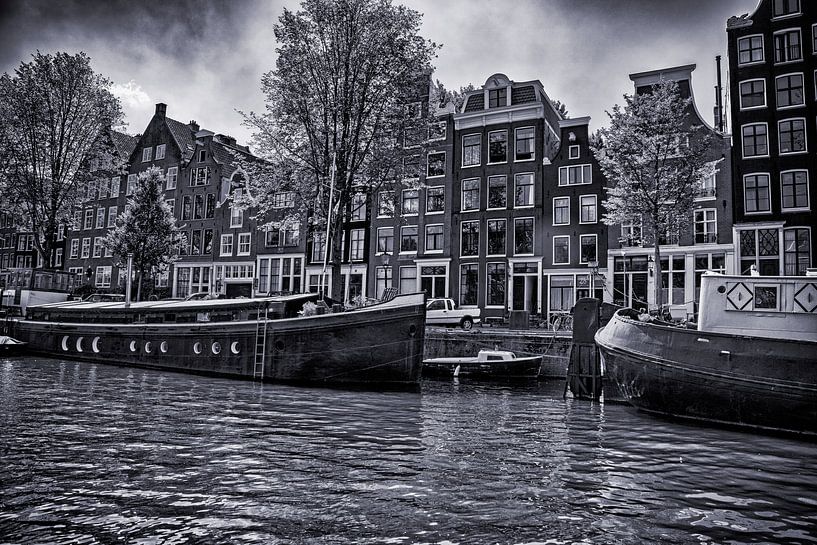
[1,357,816,544]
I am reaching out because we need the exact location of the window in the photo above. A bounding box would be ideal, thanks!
[400,226,418,253]
[738,35,764,65]
[190,230,202,255]
[351,193,366,221]
[514,173,534,207]
[487,219,506,256]
[220,234,233,256]
[55,248,63,267]
[70,239,79,259]
[155,144,166,160]
[694,209,718,244]
[378,191,394,217]
[402,189,419,215]
[568,145,580,159]
[486,263,506,306]
[579,195,597,223]
[422,151,445,179]
[774,29,802,63]
[514,218,534,255]
[73,210,82,230]
[399,266,417,294]
[553,236,570,264]
[426,186,445,214]
[784,228,811,275]
[488,130,507,163]
[773,0,800,17]
[462,134,481,167]
[461,178,479,211]
[781,170,809,210]
[515,127,535,161]
[779,119,806,153]
[460,264,478,306]
[237,233,251,256]
[461,221,479,257]
[272,192,294,209]
[739,228,780,275]
[107,206,117,227]
[230,206,243,228]
[190,167,210,186]
[553,197,570,225]
[620,217,642,246]
[694,253,726,302]
[740,79,766,109]
[96,208,105,229]
[376,227,393,255]
[126,174,137,195]
[403,154,421,179]
[84,209,94,230]
[166,166,178,190]
[349,229,365,260]
[95,266,112,288]
[182,195,192,220]
[755,285,780,310]
[110,176,120,198]
[550,275,574,312]
[193,194,204,219]
[744,174,771,213]
[81,238,90,258]
[310,231,326,262]
[429,121,446,141]
[559,164,592,185]
[580,234,597,264]
[376,267,392,299]
[142,147,152,162]
[660,255,686,305]
[741,123,768,157]
[487,176,506,209]
[425,224,443,253]
[814,23,817,54]
[198,150,207,163]
[776,74,804,108]
[488,87,507,108]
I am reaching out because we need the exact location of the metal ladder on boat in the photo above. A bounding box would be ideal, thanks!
[253,305,269,380]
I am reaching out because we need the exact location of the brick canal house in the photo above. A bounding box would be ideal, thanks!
[604,65,735,315]
[727,0,816,276]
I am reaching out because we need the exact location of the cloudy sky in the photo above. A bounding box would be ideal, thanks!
[0,0,758,146]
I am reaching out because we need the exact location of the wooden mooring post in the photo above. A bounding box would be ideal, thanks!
[564,298,603,401]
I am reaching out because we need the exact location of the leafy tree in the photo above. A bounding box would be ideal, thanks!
[592,79,714,310]
[104,167,185,301]
[238,0,438,300]
[552,99,569,119]
[0,51,122,268]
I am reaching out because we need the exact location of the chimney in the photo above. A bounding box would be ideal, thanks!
[188,120,199,132]
[155,103,167,118]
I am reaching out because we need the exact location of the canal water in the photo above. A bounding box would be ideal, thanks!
[1,358,816,545]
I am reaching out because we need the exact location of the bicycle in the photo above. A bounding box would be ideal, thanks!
[549,312,573,332]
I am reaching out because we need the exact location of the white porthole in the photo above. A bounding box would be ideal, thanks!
[61,336,69,352]
[193,342,203,354]
[145,341,152,354]
[76,337,84,352]
[230,342,240,355]
[160,341,168,353]
[92,337,101,353]
[211,342,221,355]
[129,341,137,352]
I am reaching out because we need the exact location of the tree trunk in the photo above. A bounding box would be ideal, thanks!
[329,209,345,303]
[653,243,662,314]
[136,271,143,302]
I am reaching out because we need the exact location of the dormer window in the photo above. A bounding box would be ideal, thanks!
[773,0,799,18]
[142,147,153,162]
[199,150,207,162]
[488,88,507,108]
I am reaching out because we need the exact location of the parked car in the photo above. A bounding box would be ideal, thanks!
[82,293,125,303]
[426,298,481,330]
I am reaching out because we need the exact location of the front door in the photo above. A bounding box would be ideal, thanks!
[512,276,525,310]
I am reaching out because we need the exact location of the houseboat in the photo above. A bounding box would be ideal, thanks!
[596,272,817,437]
[8,292,427,387]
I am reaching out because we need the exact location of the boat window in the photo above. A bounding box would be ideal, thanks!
[61,336,69,351]
[212,342,222,355]
[92,337,101,353]
[129,341,137,352]
[754,285,779,311]
[76,337,84,352]
[145,341,153,354]
[160,341,168,353]
[486,355,503,361]
[230,342,240,355]
[193,342,203,354]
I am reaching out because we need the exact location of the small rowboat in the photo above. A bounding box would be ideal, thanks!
[0,336,28,355]
[423,349,542,380]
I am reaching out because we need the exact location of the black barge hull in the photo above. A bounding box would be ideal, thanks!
[596,310,817,437]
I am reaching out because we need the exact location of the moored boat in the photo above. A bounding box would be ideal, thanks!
[0,336,28,355]
[423,349,542,380]
[596,272,817,437]
[9,292,426,387]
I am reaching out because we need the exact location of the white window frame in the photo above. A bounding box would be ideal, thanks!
[775,73,805,110]
[773,28,803,65]
[220,234,234,256]
[694,208,718,244]
[461,178,480,212]
[552,235,570,265]
[84,209,94,230]
[425,186,445,215]
[272,191,294,209]
[780,169,810,212]
[460,220,479,258]
[737,34,765,66]
[126,174,137,196]
[739,78,767,110]
[351,193,366,221]
[107,206,117,228]
[96,207,105,229]
[376,227,393,256]
[487,176,507,210]
[743,172,772,215]
[552,196,570,226]
[772,0,800,19]
[558,164,593,186]
[487,130,508,165]
[778,117,808,155]
[424,223,444,254]
[142,147,152,163]
[426,150,446,179]
[486,219,506,257]
[110,176,120,198]
[461,133,481,168]
[166,166,178,190]
[579,234,597,264]
[568,145,580,159]
[513,217,535,256]
[230,206,243,228]
[741,122,770,158]
[155,144,166,160]
[377,191,394,218]
[401,188,419,216]
[95,266,112,288]
[81,237,90,259]
[55,248,63,267]
[514,126,535,162]
[514,172,535,207]
[70,239,79,259]
[237,233,251,256]
[400,225,419,254]
[349,228,365,261]
[579,194,598,224]
[428,120,447,141]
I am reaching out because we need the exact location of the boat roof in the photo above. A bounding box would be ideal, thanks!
[29,293,317,312]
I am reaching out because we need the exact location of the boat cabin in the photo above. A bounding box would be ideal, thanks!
[698,272,817,342]
[0,268,79,315]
